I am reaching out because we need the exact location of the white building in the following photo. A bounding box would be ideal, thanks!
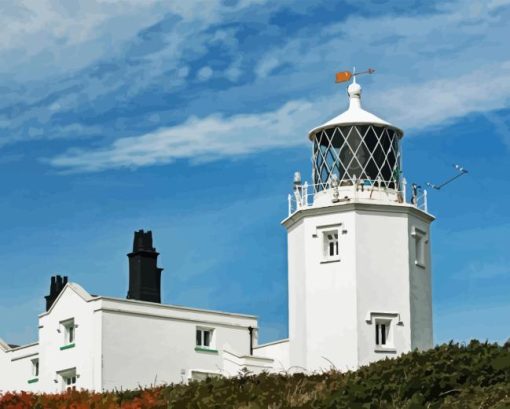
[0,78,433,393]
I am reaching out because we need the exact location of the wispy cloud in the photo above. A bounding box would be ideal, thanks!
[3,0,510,171]
[49,58,510,172]
[461,258,510,279]
[0,0,298,146]
[48,99,324,172]
[373,62,510,131]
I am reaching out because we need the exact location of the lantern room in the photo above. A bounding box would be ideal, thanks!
[308,79,403,193]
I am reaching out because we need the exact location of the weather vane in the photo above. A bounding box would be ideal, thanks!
[335,67,375,83]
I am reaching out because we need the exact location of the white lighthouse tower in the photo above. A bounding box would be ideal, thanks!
[284,77,434,372]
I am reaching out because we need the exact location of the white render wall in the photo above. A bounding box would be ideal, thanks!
[0,341,10,393]
[287,208,359,372]
[284,201,433,372]
[0,343,39,393]
[99,298,258,389]
[408,213,433,350]
[355,209,412,366]
[253,339,289,372]
[0,284,262,393]
[286,218,307,370]
[37,285,102,393]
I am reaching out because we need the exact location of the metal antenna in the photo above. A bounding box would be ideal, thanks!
[426,164,468,190]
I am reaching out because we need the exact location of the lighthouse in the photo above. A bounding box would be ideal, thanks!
[284,76,434,371]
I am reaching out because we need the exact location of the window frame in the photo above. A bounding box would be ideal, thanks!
[375,319,391,347]
[58,368,77,392]
[366,312,400,353]
[31,358,39,378]
[195,327,215,350]
[411,227,427,268]
[321,229,340,262]
[61,319,75,345]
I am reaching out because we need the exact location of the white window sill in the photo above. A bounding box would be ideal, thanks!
[374,346,397,354]
[320,257,340,264]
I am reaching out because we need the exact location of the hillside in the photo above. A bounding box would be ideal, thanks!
[1,340,509,408]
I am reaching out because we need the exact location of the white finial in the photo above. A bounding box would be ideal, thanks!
[347,68,362,110]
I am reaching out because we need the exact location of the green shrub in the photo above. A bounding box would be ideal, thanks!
[1,340,508,408]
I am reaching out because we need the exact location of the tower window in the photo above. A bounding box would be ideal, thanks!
[375,321,389,346]
[323,230,339,259]
[412,227,427,268]
[367,312,399,352]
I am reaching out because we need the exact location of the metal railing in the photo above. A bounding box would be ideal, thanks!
[287,177,428,216]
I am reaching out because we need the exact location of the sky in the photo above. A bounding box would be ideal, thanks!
[0,0,509,346]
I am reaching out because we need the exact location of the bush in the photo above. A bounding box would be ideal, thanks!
[1,340,509,409]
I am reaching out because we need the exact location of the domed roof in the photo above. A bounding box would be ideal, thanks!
[308,79,403,139]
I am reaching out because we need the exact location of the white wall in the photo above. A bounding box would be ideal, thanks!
[286,208,359,372]
[222,349,274,376]
[0,342,9,393]
[304,210,359,372]
[253,339,289,372]
[99,298,257,390]
[37,285,101,393]
[0,286,260,393]
[4,344,39,393]
[355,209,412,367]
[284,201,433,373]
[408,213,433,350]
[286,219,308,370]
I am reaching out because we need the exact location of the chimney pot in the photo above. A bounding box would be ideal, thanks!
[44,274,69,311]
[127,229,163,303]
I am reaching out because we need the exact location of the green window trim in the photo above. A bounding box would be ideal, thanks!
[60,343,75,351]
[194,347,218,354]
[27,378,39,384]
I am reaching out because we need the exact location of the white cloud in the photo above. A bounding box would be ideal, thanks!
[49,57,510,172]
[0,0,297,148]
[49,99,325,172]
[462,259,510,279]
[372,61,510,131]
[484,111,510,149]
[197,66,214,82]
[6,0,510,171]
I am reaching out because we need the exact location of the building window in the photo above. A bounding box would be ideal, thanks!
[31,358,39,377]
[412,228,427,268]
[190,370,221,381]
[196,328,213,349]
[62,319,75,345]
[323,230,339,259]
[64,374,76,390]
[59,368,77,391]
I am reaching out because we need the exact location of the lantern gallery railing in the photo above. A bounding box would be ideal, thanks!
[287,177,428,216]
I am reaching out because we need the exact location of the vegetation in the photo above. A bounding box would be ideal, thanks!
[1,340,509,408]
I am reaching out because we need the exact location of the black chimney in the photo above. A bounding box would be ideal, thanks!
[45,275,68,311]
[127,230,163,303]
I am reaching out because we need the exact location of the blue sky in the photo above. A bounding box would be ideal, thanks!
[0,0,509,346]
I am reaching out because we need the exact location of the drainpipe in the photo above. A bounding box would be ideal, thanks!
[248,326,254,355]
